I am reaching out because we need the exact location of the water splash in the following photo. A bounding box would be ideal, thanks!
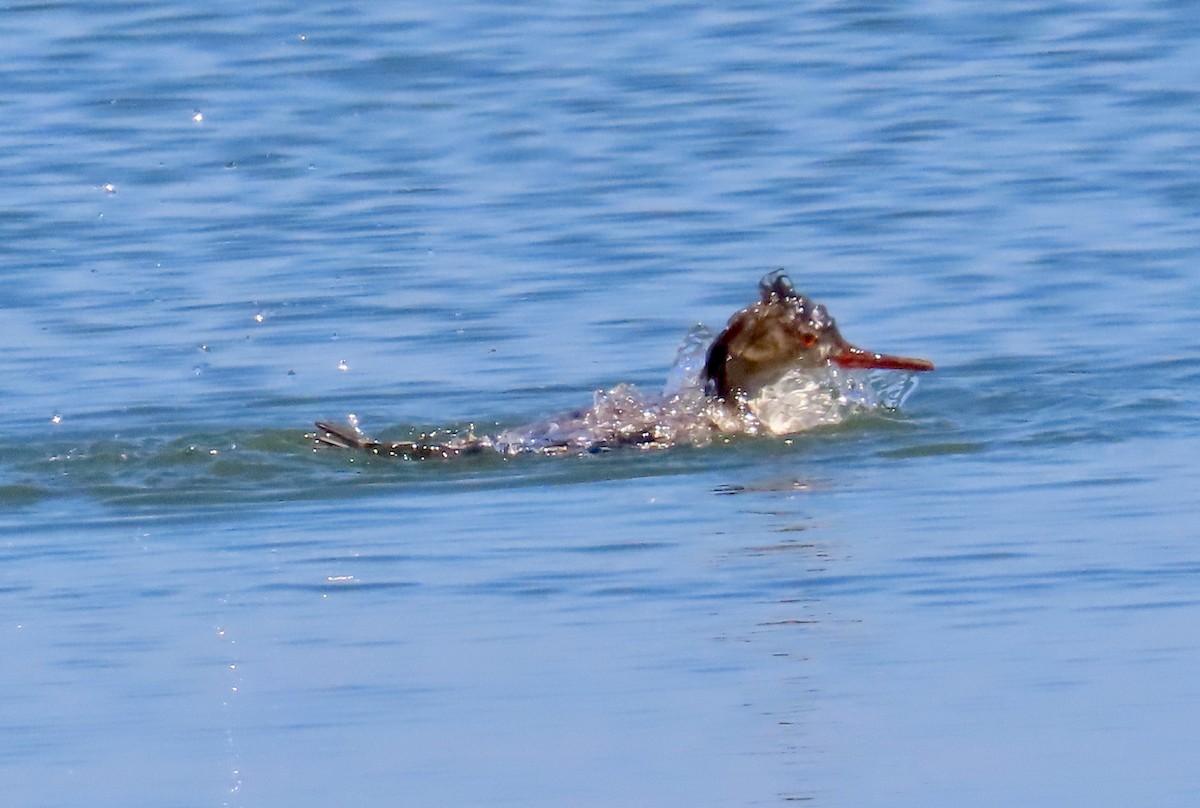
[744,364,922,435]
[480,327,922,455]
[662,323,714,397]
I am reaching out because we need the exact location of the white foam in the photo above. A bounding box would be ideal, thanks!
[489,329,920,454]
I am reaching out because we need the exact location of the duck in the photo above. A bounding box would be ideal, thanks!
[312,270,933,458]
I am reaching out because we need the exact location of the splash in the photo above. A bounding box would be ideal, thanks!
[362,326,925,457]
[743,363,921,435]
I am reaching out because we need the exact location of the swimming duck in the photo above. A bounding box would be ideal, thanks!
[313,271,933,457]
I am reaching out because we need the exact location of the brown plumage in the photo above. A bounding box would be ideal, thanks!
[702,270,933,401]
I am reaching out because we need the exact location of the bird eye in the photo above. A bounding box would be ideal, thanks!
[800,333,817,347]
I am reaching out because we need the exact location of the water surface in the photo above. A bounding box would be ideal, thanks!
[3,2,1200,806]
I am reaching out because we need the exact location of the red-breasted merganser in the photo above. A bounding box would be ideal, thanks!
[313,270,933,458]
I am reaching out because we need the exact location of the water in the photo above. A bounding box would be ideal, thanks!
[3,1,1200,805]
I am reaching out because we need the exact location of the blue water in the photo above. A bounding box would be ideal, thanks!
[4,1,1200,805]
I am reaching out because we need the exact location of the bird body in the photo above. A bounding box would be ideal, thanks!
[313,271,933,458]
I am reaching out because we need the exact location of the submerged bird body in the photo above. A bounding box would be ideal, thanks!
[313,271,933,458]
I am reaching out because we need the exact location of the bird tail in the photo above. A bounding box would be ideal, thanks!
[311,420,486,459]
[312,420,377,451]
